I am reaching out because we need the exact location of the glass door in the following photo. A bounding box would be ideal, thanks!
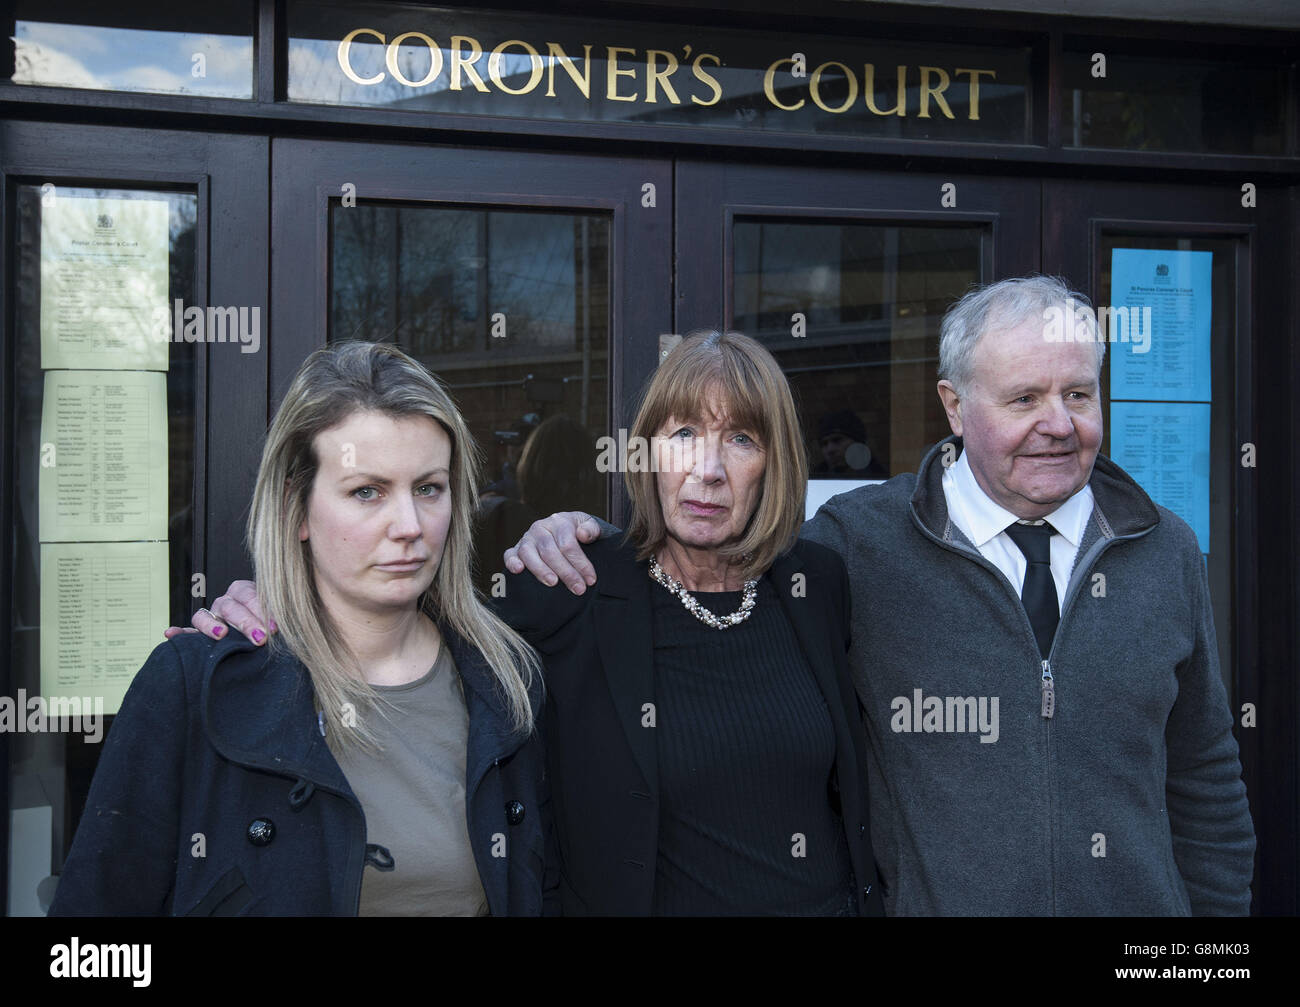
[270,139,672,574]
[675,161,1039,512]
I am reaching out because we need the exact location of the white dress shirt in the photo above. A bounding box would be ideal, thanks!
[941,449,1094,613]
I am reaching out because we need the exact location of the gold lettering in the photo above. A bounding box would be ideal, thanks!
[338,27,385,86]
[863,63,906,116]
[386,31,442,88]
[606,46,637,102]
[763,58,804,111]
[954,68,996,121]
[450,35,489,92]
[918,66,955,119]
[810,61,857,114]
[489,39,543,94]
[691,53,722,106]
[546,42,592,98]
[645,49,681,104]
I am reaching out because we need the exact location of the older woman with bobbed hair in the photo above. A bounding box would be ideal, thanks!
[188,331,883,916]
[52,341,547,916]
[502,329,883,916]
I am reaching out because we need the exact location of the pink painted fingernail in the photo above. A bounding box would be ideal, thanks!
[251,629,265,644]
[212,625,225,637]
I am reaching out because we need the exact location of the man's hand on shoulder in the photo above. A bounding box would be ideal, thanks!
[503,511,604,594]
[163,579,274,645]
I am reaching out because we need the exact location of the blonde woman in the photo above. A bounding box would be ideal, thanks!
[196,331,884,916]
[51,342,547,916]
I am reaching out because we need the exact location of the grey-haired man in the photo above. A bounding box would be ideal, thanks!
[496,275,1255,915]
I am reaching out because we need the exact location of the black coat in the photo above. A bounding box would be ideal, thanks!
[49,626,549,916]
[498,536,884,916]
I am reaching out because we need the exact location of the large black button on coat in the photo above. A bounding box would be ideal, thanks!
[506,800,525,825]
[246,818,275,846]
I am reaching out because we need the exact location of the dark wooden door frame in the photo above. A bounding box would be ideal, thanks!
[1043,177,1295,915]
[0,120,268,914]
[673,160,1042,335]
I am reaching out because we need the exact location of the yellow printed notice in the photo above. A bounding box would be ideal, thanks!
[38,370,169,543]
[40,195,170,371]
[40,542,169,715]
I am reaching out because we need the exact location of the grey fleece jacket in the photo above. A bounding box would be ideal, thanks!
[801,435,1255,916]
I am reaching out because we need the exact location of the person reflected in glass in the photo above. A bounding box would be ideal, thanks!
[474,414,601,595]
[813,409,888,479]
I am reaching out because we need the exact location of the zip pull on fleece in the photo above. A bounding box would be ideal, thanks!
[1041,660,1055,719]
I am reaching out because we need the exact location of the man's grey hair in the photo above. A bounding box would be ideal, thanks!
[938,275,1105,395]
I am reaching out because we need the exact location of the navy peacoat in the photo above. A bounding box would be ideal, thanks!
[49,626,550,916]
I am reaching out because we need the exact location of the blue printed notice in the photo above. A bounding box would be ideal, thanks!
[1109,249,1213,402]
[1109,401,1211,553]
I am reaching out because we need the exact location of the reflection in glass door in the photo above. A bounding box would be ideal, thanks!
[676,160,1038,515]
[271,138,671,543]
[329,202,610,591]
[733,219,982,483]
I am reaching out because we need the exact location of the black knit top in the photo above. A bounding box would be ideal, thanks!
[648,571,856,916]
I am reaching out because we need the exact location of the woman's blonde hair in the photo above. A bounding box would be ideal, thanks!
[625,330,807,579]
[247,340,539,752]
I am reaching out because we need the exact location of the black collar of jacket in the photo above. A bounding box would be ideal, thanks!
[448,624,541,789]
[585,536,836,801]
[199,623,535,794]
[586,539,659,794]
[910,434,1161,540]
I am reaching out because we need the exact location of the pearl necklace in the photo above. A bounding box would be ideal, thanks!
[648,555,758,630]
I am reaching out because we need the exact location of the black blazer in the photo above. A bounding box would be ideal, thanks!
[498,535,884,916]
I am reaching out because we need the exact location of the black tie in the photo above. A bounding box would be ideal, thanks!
[1004,521,1058,658]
